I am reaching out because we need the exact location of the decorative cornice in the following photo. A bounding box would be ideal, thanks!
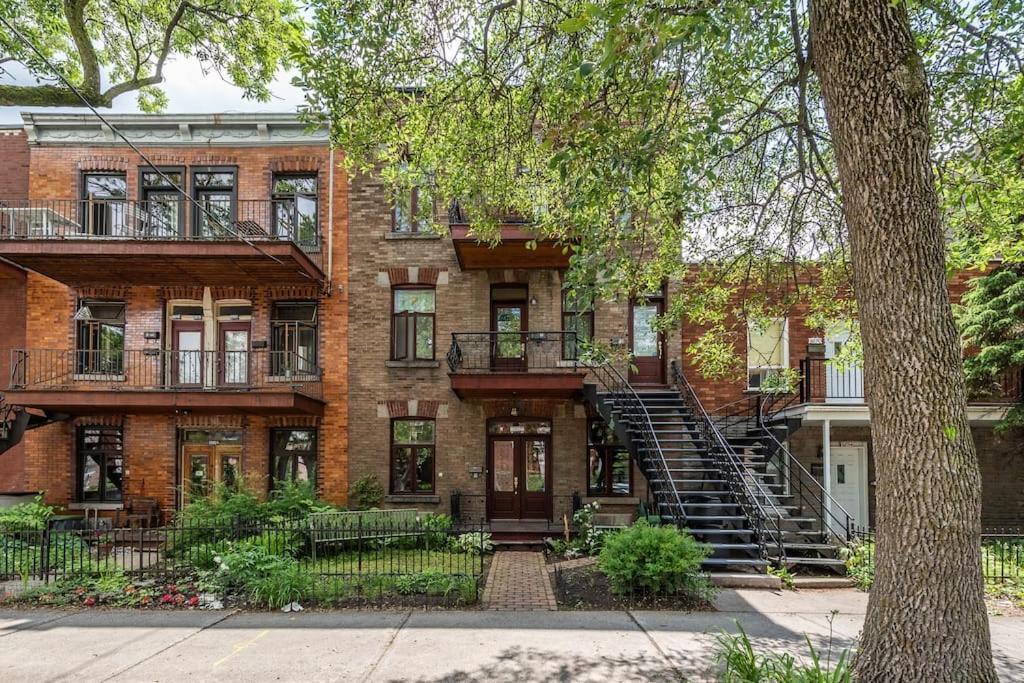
[21,112,329,147]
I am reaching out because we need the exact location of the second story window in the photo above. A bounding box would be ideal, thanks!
[75,299,126,375]
[747,317,789,390]
[82,172,127,236]
[271,301,318,375]
[192,168,236,238]
[562,289,594,360]
[272,174,318,245]
[391,288,435,361]
[140,168,184,237]
[392,182,435,233]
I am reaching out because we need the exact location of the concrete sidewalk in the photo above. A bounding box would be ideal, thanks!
[0,589,1021,682]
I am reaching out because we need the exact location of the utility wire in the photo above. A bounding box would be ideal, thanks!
[0,15,317,279]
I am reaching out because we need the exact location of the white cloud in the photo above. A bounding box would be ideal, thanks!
[0,57,306,125]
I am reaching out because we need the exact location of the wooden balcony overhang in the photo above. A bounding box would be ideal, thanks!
[450,224,571,270]
[2,389,324,416]
[448,372,585,399]
[0,240,324,287]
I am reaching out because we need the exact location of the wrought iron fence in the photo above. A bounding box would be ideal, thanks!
[0,198,320,250]
[447,331,584,373]
[9,349,322,399]
[849,526,1024,584]
[0,517,488,590]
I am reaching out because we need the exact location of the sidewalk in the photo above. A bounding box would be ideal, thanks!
[0,589,1021,681]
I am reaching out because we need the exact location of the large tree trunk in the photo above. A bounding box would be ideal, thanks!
[810,0,995,680]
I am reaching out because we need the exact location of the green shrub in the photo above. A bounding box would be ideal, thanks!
[597,521,711,596]
[265,480,338,520]
[421,513,453,548]
[839,540,874,590]
[451,531,494,555]
[0,495,55,531]
[176,482,267,527]
[570,502,605,556]
[246,562,314,608]
[241,529,305,557]
[347,475,384,510]
[715,622,852,682]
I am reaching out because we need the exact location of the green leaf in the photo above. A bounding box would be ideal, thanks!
[556,17,590,34]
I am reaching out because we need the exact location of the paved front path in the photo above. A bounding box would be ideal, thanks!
[481,550,557,610]
[0,589,1022,681]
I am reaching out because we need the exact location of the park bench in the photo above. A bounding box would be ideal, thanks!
[308,509,421,560]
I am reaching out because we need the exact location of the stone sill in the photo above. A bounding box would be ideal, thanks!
[68,502,124,511]
[583,496,640,506]
[385,360,441,369]
[383,232,444,241]
[384,495,440,505]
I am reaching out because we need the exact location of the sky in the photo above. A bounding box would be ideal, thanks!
[0,58,307,125]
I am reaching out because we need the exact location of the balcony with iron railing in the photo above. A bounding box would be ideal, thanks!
[0,198,325,286]
[446,201,572,271]
[5,349,324,416]
[798,356,1023,405]
[446,331,588,398]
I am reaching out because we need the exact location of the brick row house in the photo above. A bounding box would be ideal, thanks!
[0,112,1020,569]
[0,113,348,518]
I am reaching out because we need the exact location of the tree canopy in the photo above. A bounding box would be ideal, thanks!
[0,0,303,110]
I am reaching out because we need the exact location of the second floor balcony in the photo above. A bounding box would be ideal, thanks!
[0,199,325,286]
[5,348,324,416]
[446,331,587,398]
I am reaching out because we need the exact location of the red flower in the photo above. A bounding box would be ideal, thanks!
[187,596,199,607]
[159,594,174,604]
[83,597,96,607]
[167,584,179,594]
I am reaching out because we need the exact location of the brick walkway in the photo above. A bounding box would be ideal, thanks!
[481,551,557,610]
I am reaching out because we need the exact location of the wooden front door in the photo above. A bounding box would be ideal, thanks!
[629,292,666,385]
[181,442,243,500]
[487,420,551,520]
[172,320,204,387]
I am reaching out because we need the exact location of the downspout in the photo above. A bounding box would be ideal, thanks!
[327,144,335,294]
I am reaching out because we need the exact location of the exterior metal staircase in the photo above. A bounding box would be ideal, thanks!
[584,361,770,571]
[0,395,68,455]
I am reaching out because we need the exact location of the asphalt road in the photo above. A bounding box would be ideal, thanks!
[0,589,1021,682]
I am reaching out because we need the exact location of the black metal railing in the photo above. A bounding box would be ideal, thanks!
[446,331,585,373]
[670,361,781,562]
[0,517,488,605]
[584,359,688,527]
[799,356,1023,405]
[9,349,322,399]
[0,198,321,252]
[849,526,1024,584]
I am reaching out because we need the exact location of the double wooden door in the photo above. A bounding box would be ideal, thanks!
[181,442,243,499]
[487,431,551,520]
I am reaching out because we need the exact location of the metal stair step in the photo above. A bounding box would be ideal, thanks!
[702,557,769,568]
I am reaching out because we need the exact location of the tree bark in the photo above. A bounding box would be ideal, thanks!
[810,0,996,680]
[0,84,110,108]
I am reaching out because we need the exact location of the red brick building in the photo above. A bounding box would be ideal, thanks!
[0,113,348,517]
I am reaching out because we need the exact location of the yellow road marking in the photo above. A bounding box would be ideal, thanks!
[212,629,269,669]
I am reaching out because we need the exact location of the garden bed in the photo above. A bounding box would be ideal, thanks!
[553,564,714,610]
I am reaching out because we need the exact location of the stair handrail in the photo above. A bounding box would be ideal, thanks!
[582,358,687,526]
[669,360,784,563]
[755,394,856,544]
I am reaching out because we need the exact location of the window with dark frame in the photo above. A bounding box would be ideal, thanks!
[139,167,184,237]
[392,184,435,233]
[192,168,236,237]
[76,426,124,503]
[81,172,127,236]
[587,420,632,496]
[271,301,318,375]
[75,299,126,375]
[390,419,435,494]
[391,288,435,361]
[270,428,318,487]
[561,288,594,360]
[272,174,318,245]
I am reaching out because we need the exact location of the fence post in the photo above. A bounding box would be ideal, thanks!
[357,515,363,576]
[40,523,51,584]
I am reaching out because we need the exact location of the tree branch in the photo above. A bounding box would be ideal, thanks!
[62,0,102,95]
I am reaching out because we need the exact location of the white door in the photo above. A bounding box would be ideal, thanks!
[824,328,863,403]
[829,445,868,530]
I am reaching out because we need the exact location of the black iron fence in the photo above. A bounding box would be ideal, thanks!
[447,331,584,373]
[0,517,488,589]
[9,349,322,399]
[0,198,320,250]
[849,527,1024,584]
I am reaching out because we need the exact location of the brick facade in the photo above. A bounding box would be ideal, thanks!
[6,119,349,515]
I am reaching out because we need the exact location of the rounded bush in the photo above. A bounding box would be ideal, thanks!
[597,521,711,595]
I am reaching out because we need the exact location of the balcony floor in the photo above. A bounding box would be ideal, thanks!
[0,239,323,286]
[3,389,324,416]
[448,372,585,399]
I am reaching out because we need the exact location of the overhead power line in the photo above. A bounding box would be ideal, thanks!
[0,15,317,280]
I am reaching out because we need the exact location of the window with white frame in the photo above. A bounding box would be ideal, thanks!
[746,317,788,390]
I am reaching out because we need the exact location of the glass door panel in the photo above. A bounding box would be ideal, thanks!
[175,329,203,386]
[221,327,250,385]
